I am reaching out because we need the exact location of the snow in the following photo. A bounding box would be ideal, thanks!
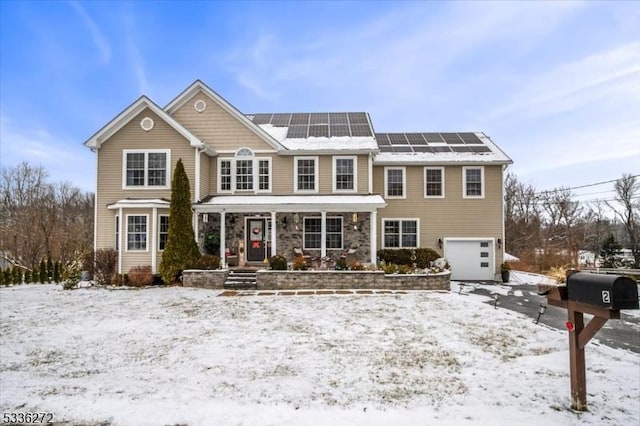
[258,124,378,150]
[1,283,638,426]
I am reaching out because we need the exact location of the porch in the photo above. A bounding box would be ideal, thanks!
[193,194,386,267]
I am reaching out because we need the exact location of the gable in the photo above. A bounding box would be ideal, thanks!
[84,96,203,151]
[165,81,285,153]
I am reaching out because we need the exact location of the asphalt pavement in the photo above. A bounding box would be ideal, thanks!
[457,282,640,354]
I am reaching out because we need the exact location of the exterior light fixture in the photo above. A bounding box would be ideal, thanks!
[293,212,300,230]
[497,238,502,248]
[438,238,443,249]
[282,216,288,229]
[351,213,358,230]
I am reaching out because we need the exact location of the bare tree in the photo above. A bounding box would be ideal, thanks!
[539,187,583,266]
[504,173,541,257]
[606,173,640,268]
[0,162,94,269]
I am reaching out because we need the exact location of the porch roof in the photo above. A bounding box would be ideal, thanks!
[194,194,386,213]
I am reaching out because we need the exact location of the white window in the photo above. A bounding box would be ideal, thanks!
[123,150,170,189]
[383,219,419,248]
[126,215,148,251]
[424,167,444,198]
[303,216,343,250]
[295,156,319,192]
[159,215,169,251]
[463,166,484,198]
[384,167,406,199]
[333,156,357,192]
[217,149,271,193]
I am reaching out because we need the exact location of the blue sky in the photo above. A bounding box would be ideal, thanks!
[1,1,639,203]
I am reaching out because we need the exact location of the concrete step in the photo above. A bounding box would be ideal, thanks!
[224,271,257,290]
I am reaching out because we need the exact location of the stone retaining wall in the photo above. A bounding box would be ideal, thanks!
[182,269,228,289]
[257,270,450,291]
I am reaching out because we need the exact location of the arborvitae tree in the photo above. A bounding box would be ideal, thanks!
[14,267,23,284]
[4,268,12,285]
[46,256,53,283]
[39,259,47,283]
[24,269,31,283]
[160,159,201,284]
[0,269,5,285]
[53,261,61,283]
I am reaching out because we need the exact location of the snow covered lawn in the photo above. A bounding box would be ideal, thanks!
[1,284,638,426]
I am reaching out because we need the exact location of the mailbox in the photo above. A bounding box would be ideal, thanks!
[567,272,639,310]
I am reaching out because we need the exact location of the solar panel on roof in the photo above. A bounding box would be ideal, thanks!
[271,113,291,126]
[348,112,369,124]
[459,132,483,144]
[290,113,310,125]
[423,133,445,143]
[412,146,435,153]
[469,146,492,153]
[329,113,348,124]
[432,146,452,152]
[330,124,350,137]
[286,125,308,139]
[376,134,390,145]
[252,114,272,125]
[309,113,329,125]
[309,125,329,137]
[442,133,463,144]
[451,146,472,153]
[406,133,428,145]
[389,134,409,145]
[350,124,372,137]
[392,146,413,153]
[379,145,394,152]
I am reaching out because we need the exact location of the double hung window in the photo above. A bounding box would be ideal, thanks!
[123,150,170,188]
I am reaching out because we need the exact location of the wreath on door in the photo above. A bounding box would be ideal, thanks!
[252,227,261,235]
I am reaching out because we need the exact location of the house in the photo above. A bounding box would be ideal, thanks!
[84,80,512,281]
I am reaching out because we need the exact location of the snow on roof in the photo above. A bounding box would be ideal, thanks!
[257,124,378,151]
[196,194,386,212]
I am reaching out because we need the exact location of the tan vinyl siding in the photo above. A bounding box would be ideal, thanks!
[171,92,278,152]
[373,164,505,266]
[358,155,369,194]
[198,150,209,198]
[95,108,194,253]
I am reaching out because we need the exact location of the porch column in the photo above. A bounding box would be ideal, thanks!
[270,211,277,257]
[370,210,377,265]
[220,211,226,268]
[118,207,123,275]
[151,207,157,274]
[321,211,327,258]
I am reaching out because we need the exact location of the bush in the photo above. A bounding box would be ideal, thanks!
[127,266,153,287]
[81,250,95,280]
[194,255,221,270]
[292,256,308,271]
[377,248,441,268]
[380,263,398,274]
[335,257,348,270]
[268,254,288,270]
[94,249,118,285]
[349,260,365,271]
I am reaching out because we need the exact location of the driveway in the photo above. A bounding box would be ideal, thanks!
[454,280,640,354]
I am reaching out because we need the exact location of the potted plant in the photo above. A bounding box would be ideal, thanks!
[501,262,511,283]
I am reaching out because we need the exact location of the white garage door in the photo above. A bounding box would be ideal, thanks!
[445,239,494,281]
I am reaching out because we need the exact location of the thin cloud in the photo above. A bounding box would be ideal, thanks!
[122,10,149,94]
[68,0,111,64]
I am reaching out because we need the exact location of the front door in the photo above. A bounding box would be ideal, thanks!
[246,218,268,262]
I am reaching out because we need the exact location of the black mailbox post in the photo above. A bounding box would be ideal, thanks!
[567,272,639,310]
[539,270,639,411]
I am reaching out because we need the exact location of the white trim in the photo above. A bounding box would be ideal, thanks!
[384,166,406,199]
[332,155,358,193]
[107,199,170,210]
[164,80,286,151]
[368,153,373,194]
[151,208,157,273]
[462,166,485,199]
[114,215,120,252]
[217,157,233,193]
[370,211,377,264]
[220,212,226,267]
[294,156,319,193]
[194,194,386,213]
[122,149,171,190]
[140,117,154,131]
[118,207,123,274]
[194,99,207,112]
[194,148,200,200]
[256,157,273,193]
[303,215,343,251]
[381,218,420,249]
[424,166,445,198]
[83,96,203,150]
[158,214,169,252]
[125,214,150,252]
[93,150,99,253]
[217,155,272,194]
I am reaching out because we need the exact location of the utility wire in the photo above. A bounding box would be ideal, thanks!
[534,174,640,196]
